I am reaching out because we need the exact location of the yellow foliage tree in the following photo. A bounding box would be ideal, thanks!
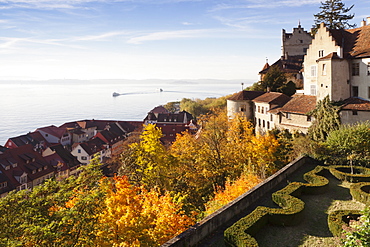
[128,124,172,189]
[204,174,261,216]
[97,176,195,247]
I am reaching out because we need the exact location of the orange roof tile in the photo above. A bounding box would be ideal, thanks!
[253,92,292,106]
[228,91,265,101]
[278,95,317,114]
[340,97,370,111]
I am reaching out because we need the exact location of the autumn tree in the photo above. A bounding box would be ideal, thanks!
[97,176,195,246]
[313,0,355,32]
[123,124,173,189]
[170,111,280,211]
[204,174,261,216]
[0,159,106,246]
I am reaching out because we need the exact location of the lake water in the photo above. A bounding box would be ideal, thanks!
[0,79,247,145]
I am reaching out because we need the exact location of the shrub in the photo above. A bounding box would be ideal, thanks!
[224,165,329,246]
[329,166,370,182]
[328,210,361,237]
[350,182,370,205]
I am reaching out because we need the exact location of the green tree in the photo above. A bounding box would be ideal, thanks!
[245,81,265,91]
[163,101,180,113]
[279,81,296,97]
[313,0,355,32]
[0,160,106,246]
[325,122,370,167]
[257,65,288,93]
[308,95,341,142]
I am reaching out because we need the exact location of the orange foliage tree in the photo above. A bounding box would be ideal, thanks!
[204,174,261,216]
[97,176,196,246]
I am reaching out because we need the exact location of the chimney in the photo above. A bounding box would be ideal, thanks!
[361,19,366,27]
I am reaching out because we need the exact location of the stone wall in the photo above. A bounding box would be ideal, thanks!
[162,156,312,247]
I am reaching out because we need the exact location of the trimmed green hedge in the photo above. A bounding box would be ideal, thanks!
[350,182,370,205]
[224,165,329,246]
[329,166,370,182]
[328,210,361,237]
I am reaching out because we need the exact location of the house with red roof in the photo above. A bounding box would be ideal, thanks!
[60,119,139,145]
[93,122,128,157]
[43,144,81,179]
[277,95,317,134]
[71,138,108,165]
[5,131,49,153]
[0,144,54,197]
[253,92,292,134]
[227,91,264,121]
[36,125,71,146]
[144,106,196,143]
[302,20,370,125]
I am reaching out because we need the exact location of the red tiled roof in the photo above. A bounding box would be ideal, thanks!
[340,97,370,111]
[259,55,304,74]
[37,125,67,138]
[317,52,342,61]
[79,138,107,156]
[253,92,292,106]
[228,90,265,101]
[279,95,317,114]
[0,144,54,193]
[329,25,370,58]
[149,105,170,114]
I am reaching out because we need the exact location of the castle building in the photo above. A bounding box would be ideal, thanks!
[259,24,313,89]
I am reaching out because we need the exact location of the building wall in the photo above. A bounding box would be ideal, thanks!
[254,102,275,134]
[282,26,312,56]
[350,57,370,100]
[315,58,350,101]
[303,23,342,100]
[278,112,312,134]
[339,110,370,125]
[38,130,60,144]
[71,145,90,165]
[227,100,254,121]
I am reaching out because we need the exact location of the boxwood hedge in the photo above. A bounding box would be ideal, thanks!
[224,165,329,246]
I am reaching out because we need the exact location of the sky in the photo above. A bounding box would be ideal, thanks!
[0,0,369,82]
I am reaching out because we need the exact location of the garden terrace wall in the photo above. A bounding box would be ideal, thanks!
[162,156,313,247]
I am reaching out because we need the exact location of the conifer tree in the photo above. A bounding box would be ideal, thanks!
[307,95,341,141]
[313,0,356,32]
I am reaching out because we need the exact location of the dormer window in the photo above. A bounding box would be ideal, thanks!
[12,163,17,168]
[5,166,10,170]
[38,168,42,172]
[32,170,36,174]
[20,175,27,184]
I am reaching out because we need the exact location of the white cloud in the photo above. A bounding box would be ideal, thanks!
[74,31,130,41]
[126,29,214,44]
[209,0,321,12]
[0,0,203,10]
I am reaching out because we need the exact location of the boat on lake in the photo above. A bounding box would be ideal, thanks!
[112,92,120,97]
